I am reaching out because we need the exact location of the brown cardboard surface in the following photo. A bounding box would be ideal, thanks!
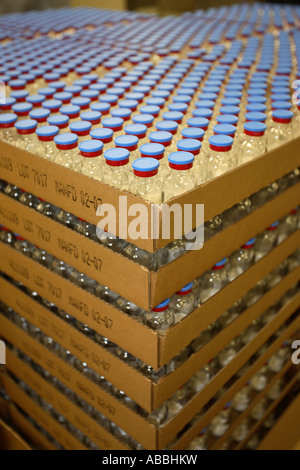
[8,404,56,450]
[0,276,153,411]
[0,182,299,309]
[0,242,159,368]
[2,374,88,450]
[234,372,300,450]
[0,228,299,370]
[0,136,299,252]
[0,395,9,421]
[210,363,296,450]
[258,394,300,450]
[171,316,300,450]
[0,296,299,450]
[5,350,130,451]
[0,416,32,450]
[157,296,300,448]
[0,315,157,447]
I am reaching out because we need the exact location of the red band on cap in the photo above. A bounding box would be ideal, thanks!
[15,96,26,102]
[104,125,122,131]
[35,116,48,123]
[290,209,298,214]
[177,147,199,156]
[56,142,78,150]
[88,118,101,124]
[141,151,164,160]
[152,305,168,312]
[183,135,203,141]
[176,288,192,295]
[17,127,36,134]
[38,135,55,141]
[169,162,193,170]
[242,243,254,249]
[244,129,265,137]
[0,122,15,128]
[80,150,102,157]
[151,139,171,147]
[15,110,30,116]
[56,122,68,129]
[212,264,225,270]
[65,112,80,118]
[73,129,90,136]
[127,132,146,139]
[11,85,25,90]
[133,168,158,177]
[1,104,13,110]
[272,116,292,124]
[144,121,153,128]
[117,144,137,151]
[189,124,208,131]
[267,225,277,231]
[210,144,232,152]
[105,158,129,166]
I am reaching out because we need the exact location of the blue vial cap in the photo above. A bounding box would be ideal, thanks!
[12,102,33,114]
[156,120,178,132]
[47,114,69,127]
[271,94,290,102]
[272,101,292,110]
[9,79,26,88]
[118,99,138,109]
[220,105,240,115]
[177,282,193,294]
[36,125,59,138]
[149,131,172,143]
[214,258,227,268]
[79,139,103,154]
[15,119,37,130]
[64,85,83,95]
[0,113,17,125]
[71,97,91,108]
[10,90,29,100]
[146,97,165,107]
[245,112,266,122]
[132,157,159,173]
[177,139,201,152]
[216,114,239,125]
[213,124,236,136]
[272,109,293,120]
[209,134,233,147]
[140,105,160,115]
[168,151,194,166]
[195,100,215,109]
[49,81,66,90]
[29,108,50,120]
[60,104,80,116]
[243,238,256,247]
[99,94,119,104]
[220,98,241,107]
[162,111,184,122]
[168,102,188,113]
[73,79,91,88]
[39,87,56,97]
[0,97,16,108]
[69,121,92,133]
[80,111,101,122]
[181,127,205,140]
[151,90,170,99]
[192,108,213,119]
[173,94,192,103]
[244,121,267,133]
[152,298,170,310]
[198,92,218,101]
[53,92,72,102]
[124,124,147,136]
[42,99,62,110]
[114,135,139,148]
[107,87,125,97]
[111,107,132,119]
[247,95,267,104]
[187,117,209,128]
[90,128,113,141]
[90,102,111,113]
[54,132,78,146]
[246,103,267,113]
[140,143,164,156]
[132,113,154,125]
[102,117,124,129]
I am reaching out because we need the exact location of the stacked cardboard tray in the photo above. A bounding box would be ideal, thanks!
[0,130,299,449]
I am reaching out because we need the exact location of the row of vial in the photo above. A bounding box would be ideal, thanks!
[1,168,299,270]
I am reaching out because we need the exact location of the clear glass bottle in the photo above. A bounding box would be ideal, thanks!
[69,120,92,144]
[35,125,59,160]
[250,366,268,392]
[143,298,175,332]
[15,118,38,152]
[210,408,232,437]
[169,282,195,323]
[102,147,130,190]
[277,209,299,244]
[268,109,293,151]
[200,258,228,304]
[227,238,255,282]
[139,142,169,178]
[76,139,104,180]
[251,182,278,209]
[207,134,236,179]
[132,157,162,204]
[0,112,18,144]
[231,386,251,412]
[176,138,207,186]
[254,222,279,261]
[240,121,267,164]
[163,151,196,201]
[53,132,81,170]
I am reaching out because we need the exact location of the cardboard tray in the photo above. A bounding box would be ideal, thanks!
[0,292,299,449]
[0,227,299,370]
[0,416,33,450]
[257,393,300,450]
[1,374,88,450]
[8,403,56,450]
[0,181,299,309]
[171,314,300,450]
[0,137,299,253]
[0,262,299,413]
[4,351,130,451]
[233,372,300,450]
